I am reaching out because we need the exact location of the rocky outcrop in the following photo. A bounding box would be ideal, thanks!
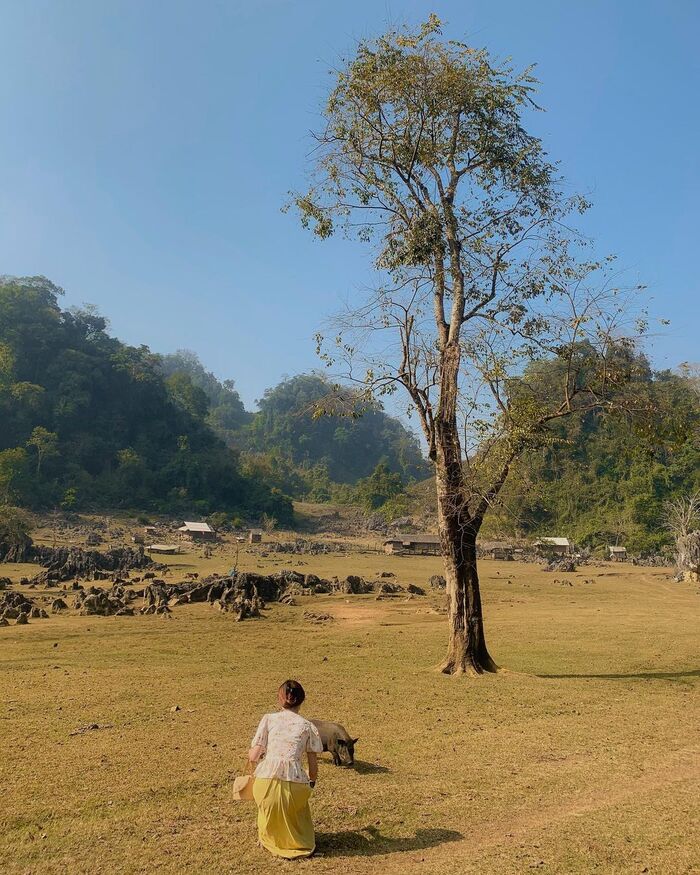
[29,545,155,586]
[0,590,42,624]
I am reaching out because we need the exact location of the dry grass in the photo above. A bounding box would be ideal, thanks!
[1,548,699,874]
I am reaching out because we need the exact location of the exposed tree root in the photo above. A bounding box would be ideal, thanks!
[438,652,500,676]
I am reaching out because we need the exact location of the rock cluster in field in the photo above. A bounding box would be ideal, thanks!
[253,539,361,555]
[131,569,426,619]
[28,545,157,587]
[73,584,137,616]
[0,590,49,624]
[542,558,578,573]
[0,563,430,627]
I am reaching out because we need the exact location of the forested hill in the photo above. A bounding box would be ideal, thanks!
[159,350,251,441]
[0,276,427,516]
[3,275,695,543]
[0,276,290,519]
[495,365,700,551]
[408,363,700,553]
[155,360,429,502]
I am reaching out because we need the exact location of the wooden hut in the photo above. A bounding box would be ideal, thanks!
[533,537,573,557]
[177,521,216,542]
[147,543,181,555]
[383,534,441,556]
[248,529,263,544]
[478,540,515,560]
[606,545,627,561]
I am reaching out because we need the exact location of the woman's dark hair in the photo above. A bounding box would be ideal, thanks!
[279,679,305,709]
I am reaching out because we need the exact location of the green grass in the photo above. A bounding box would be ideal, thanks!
[1,554,698,874]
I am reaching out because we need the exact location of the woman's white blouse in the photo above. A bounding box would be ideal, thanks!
[251,710,323,783]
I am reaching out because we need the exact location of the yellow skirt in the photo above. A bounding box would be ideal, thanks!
[253,778,315,859]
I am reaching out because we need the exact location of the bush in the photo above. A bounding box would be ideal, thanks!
[207,511,232,532]
[0,505,33,562]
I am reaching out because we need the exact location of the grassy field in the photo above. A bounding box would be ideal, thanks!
[1,545,699,874]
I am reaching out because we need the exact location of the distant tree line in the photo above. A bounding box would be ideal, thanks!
[2,276,694,543]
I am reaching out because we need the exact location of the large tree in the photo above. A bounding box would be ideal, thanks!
[293,17,647,674]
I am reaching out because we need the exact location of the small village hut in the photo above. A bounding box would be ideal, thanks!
[147,544,181,555]
[178,521,216,542]
[383,534,441,556]
[533,537,573,557]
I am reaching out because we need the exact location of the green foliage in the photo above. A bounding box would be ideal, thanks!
[159,350,250,440]
[350,462,405,511]
[0,276,292,523]
[0,504,33,560]
[206,511,233,532]
[244,375,428,491]
[61,488,78,510]
[0,447,29,504]
[483,365,700,553]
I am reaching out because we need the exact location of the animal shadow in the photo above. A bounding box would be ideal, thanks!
[315,824,463,858]
[352,760,390,775]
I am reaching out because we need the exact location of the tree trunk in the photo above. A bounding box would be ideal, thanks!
[433,349,497,675]
[437,506,497,675]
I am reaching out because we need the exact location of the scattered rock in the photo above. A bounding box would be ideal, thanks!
[1,590,36,621]
[69,722,113,736]
[303,611,334,623]
[376,581,403,595]
[337,575,370,594]
[543,558,577,573]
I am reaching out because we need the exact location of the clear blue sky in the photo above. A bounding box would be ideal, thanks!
[1,0,697,409]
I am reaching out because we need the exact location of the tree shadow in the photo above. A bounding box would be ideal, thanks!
[315,825,463,858]
[352,760,391,775]
[538,668,700,681]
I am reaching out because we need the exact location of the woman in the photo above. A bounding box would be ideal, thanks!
[248,679,323,859]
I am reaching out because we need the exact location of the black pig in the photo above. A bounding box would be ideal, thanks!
[310,719,358,767]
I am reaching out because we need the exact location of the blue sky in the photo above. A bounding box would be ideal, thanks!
[1,0,697,409]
